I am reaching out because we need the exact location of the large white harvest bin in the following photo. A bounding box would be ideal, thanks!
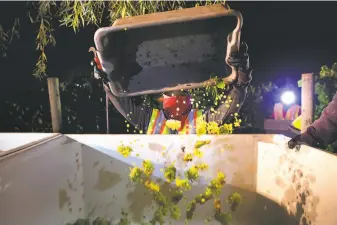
[0,133,337,225]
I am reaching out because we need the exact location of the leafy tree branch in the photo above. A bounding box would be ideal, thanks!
[29,0,226,79]
[29,1,57,78]
[315,63,337,152]
[0,17,20,57]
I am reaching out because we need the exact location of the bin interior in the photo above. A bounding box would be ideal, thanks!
[0,134,336,225]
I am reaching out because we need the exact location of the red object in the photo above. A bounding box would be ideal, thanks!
[94,57,103,70]
[272,103,285,120]
[159,96,191,109]
[159,95,192,131]
[272,103,302,120]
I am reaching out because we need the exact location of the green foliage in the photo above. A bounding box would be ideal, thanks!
[1,73,112,133]
[0,17,20,57]
[58,0,106,31]
[4,99,52,132]
[314,63,337,152]
[315,63,337,117]
[0,24,9,57]
[107,1,185,24]
[28,1,57,78]
[227,192,242,212]
[190,76,229,109]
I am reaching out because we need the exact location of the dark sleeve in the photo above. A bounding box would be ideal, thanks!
[104,86,152,132]
[204,69,251,124]
[303,92,337,146]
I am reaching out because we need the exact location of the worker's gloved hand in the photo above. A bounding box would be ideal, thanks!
[91,63,109,84]
[93,64,101,80]
[288,127,324,151]
[288,135,305,151]
[227,42,252,86]
[227,42,250,71]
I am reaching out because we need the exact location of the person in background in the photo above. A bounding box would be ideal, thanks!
[93,42,253,134]
[288,92,337,149]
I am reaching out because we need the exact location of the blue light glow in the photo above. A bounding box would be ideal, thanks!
[281,91,296,105]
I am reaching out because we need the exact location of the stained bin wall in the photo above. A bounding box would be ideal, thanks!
[0,134,336,225]
[0,134,85,225]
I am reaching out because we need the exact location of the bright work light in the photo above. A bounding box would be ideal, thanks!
[281,91,296,105]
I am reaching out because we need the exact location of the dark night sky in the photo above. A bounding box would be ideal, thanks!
[232,1,337,87]
[1,1,337,106]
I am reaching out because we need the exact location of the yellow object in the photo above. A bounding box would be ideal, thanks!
[146,109,203,134]
[117,145,133,157]
[166,120,181,130]
[289,115,301,134]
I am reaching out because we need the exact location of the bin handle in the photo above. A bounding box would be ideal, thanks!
[223,9,243,84]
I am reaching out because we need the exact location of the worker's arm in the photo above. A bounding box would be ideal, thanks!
[289,92,337,149]
[103,83,153,133]
[205,42,252,124]
[90,51,153,132]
